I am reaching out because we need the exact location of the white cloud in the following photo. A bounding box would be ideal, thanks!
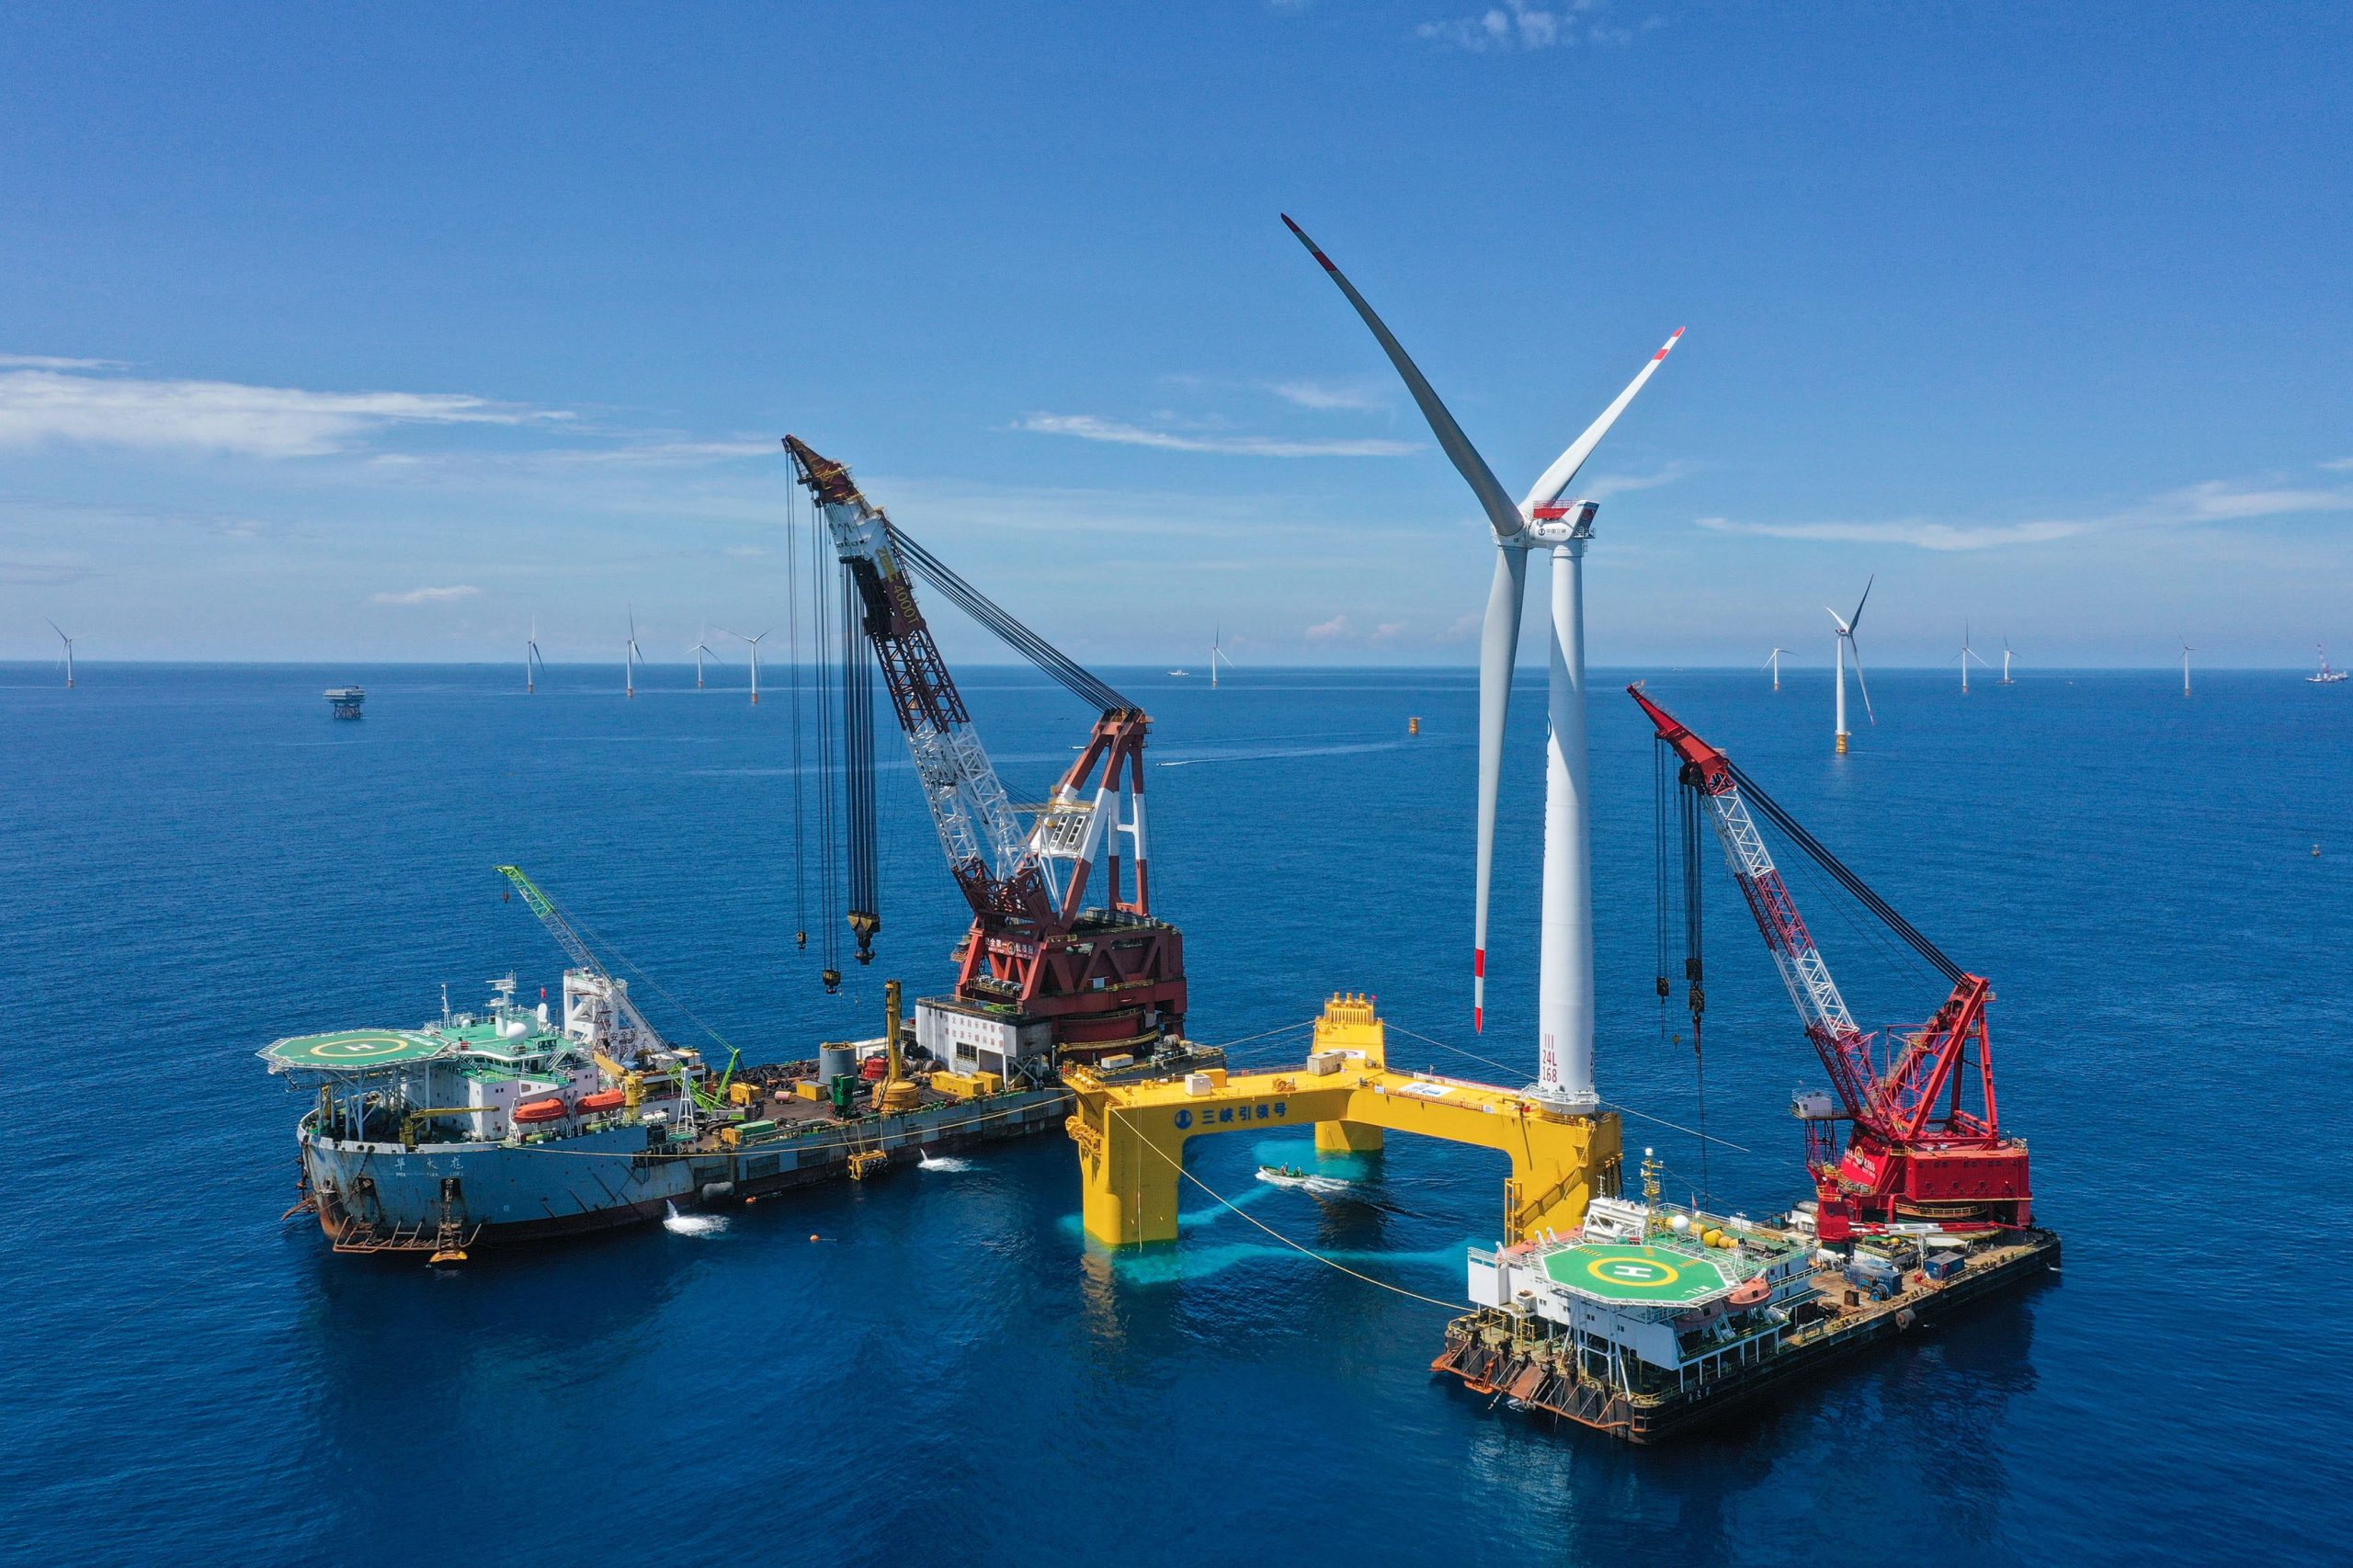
[1694,476,2353,553]
[1017,413,1416,459]
[1370,620,1409,642]
[0,353,125,369]
[2319,457,2353,472]
[372,585,482,605]
[1304,612,1353,642]
[1269,379,1388,412]
[1418,1,1613,53]
[0,364,571,457]
[1581,461,1691,501]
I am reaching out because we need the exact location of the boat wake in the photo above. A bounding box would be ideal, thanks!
[918,1152,974,1172]
[663,1200,727,1237]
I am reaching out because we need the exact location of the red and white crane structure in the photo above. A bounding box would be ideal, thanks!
[785,437,1185,1059]
[1284,213,1681,1112]
[1631,685,2033,1242]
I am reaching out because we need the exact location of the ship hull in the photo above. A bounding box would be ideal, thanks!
[300,1086,1072,1254]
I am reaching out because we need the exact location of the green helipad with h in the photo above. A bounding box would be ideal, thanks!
[262,1028,446,1071]
[1542,1243,1739,1305]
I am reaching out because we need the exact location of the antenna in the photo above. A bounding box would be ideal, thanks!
[45,618,74,689]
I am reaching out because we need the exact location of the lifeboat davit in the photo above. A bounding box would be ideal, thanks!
[576,1089,627,1115]
[513,1097,570,1124]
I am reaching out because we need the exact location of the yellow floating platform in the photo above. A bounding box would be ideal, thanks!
[1063,994,1621,1247]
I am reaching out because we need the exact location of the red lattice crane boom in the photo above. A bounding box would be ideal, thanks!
[1630,686,2031,1241]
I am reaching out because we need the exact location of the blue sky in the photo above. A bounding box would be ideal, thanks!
[4,1,2347,667]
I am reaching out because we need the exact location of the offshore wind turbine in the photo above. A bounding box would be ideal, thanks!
[2181,642,2195,698]
[720,627,769,704]
[1211,625,1234,688]
[691,625,724,689]
[1828,577,1876,753]
[1286,213,1682,1110]
[1766,646,1791,691]
[1958,621,1991,693]
[526,617,544,694]
[2000,637,2016,685]
[44,619,74,688]
[625,608,642,699]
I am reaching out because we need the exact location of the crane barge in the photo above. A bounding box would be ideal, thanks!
[1427,690,2057,1442]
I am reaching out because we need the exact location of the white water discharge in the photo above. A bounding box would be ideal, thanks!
[917,1151,973,1172]
[662,1200,727,1236]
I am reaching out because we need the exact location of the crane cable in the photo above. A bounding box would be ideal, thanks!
[785,480,809,950]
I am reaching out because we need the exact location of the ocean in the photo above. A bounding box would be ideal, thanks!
[4,662,2346,1566]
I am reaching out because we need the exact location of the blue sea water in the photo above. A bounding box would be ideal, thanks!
[4,661,2347,1567]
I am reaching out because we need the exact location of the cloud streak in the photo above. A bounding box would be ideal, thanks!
[1695,477,2353,553]
[0,363,570,457]
[1268,379,1388,412]
[372,585,482,605]
[1017,413,1416,458]
[1418,1,1627,54]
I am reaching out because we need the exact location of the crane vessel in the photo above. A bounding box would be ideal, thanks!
[266,437,1211,1260]
[1427,689,2057,1442]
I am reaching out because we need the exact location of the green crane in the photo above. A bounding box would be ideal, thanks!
[493,864,665,1054]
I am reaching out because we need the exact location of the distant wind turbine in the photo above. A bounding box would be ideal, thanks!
[692,625,725,689]
[1766,646,1791,692]
[45,619,74,688]
[1827,577,1875,753]
[719,627,769,704]
[625,607,642,699]
[527,617,543,694]
[1211,624,1234,689]
[2181,642,2195,698]
[1957,621,1992,694]
[2000,637,2016,685]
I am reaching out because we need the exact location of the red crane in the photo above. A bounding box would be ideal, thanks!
[1631,686,2032,1241]
[787,437,1186,1062]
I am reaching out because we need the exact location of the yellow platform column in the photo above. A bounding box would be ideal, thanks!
[1312,993,1389,1156]
[1314,1119,1385,1154]
[1071,1090,1188,1247]
[1504,1109,1624,1242]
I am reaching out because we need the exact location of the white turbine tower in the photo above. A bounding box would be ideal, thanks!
[1211,625,1234,688]
[1958,620,1991,694]
[1767,646,1791,692]
[720,627,769,704]
[526,617,544,694]
[625,608,642,699]
[1828,577,1875,754]
[1286,214,1682,1110]
[2182,642,2195,698]
[2000,636,2016,685]
[692,625,724,690]
[45,619,74,688]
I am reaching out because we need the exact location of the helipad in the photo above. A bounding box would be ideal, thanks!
[1540,1243,1740,1306]
[261,1028,447,1071]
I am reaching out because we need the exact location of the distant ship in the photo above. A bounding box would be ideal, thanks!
[1167,668,1190,676]
[2311,646,2347,684]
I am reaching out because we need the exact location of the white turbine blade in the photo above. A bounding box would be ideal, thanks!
[1472,546,1529,1032]
[1519,328,1686,515]
[1282,214,1523,540]
[1850,639,1877,723]
[1825,606,1851,634]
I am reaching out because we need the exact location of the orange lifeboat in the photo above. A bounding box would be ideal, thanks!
[576,1089,626,1116]
[513,1097,570,1124]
